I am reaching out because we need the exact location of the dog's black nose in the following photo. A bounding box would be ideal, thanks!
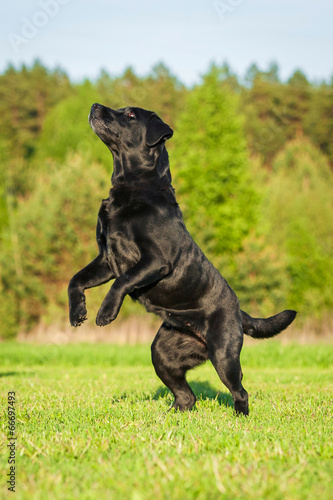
[89,103,103,123]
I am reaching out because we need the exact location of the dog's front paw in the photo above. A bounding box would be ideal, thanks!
[69,302,88,327]
[96,307,117,327]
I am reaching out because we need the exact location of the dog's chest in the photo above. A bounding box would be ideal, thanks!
[96,198,142,275]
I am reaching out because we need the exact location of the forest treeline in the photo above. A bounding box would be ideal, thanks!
[0,60,332,338]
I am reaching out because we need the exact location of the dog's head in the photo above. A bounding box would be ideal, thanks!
[89,104,173,182]
[89,104,173,149]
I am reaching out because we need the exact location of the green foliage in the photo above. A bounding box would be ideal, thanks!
[0,155,108,337]
[0,60,72,159]
[172,65,258,257]
[288,69,310,87]
[242,76,311,165]
[222,233,290,317]
[0,61,332,337]
[0,138,10,232]
[96,63,187,129]
[263,137,333,317]
[0,153,149,338]
[0,342,332,499]
[35,81,111,167]
[304,83,333,163]
[35,63,186,168]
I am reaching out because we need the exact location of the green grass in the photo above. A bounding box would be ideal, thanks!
[1,341,332,500]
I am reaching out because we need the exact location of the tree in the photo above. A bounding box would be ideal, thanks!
[0,60,72,160]
[143,63,187,128]
[244,61,280,87]
[221,232,290,317]
[0,155,109,337]
[34,80,111,167]
[171,64,258,259]
[244,63,260,87]
[263,137,333,316]
[304,84,333,164]
[96,64,186,130]
[241,70,311,166]
[288,69,310,88]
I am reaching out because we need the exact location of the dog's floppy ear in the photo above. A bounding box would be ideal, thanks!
[146,113,173,147]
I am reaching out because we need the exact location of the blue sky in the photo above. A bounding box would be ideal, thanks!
[1,0,333,85]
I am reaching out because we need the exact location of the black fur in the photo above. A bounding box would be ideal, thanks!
[68,103,297,415]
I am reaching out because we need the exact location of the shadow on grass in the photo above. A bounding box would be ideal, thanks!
[0,371,35,378]
[153,381,233,409]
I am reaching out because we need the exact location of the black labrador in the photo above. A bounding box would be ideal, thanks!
[68,104,296,416]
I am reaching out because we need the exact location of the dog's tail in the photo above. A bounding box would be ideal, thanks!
[241,309,297,339]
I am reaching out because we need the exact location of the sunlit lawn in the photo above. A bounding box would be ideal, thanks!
[1,341,332,499]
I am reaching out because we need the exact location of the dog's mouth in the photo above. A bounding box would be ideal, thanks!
[89,112,119,139]
[89,116,109,131]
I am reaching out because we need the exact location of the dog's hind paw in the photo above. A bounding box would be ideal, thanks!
[234,401,249,417]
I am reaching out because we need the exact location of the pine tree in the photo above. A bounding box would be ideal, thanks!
[171,64,258,258]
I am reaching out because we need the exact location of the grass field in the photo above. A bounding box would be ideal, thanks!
[1,340,332,500]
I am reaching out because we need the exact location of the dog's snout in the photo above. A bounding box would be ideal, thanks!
[90,103,103,117]
[90,103,114,122]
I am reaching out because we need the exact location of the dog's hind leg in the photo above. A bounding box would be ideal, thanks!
[151,322,208,411]
[206,311,248,416]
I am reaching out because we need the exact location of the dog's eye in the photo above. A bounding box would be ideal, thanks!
[128,112,135,118]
